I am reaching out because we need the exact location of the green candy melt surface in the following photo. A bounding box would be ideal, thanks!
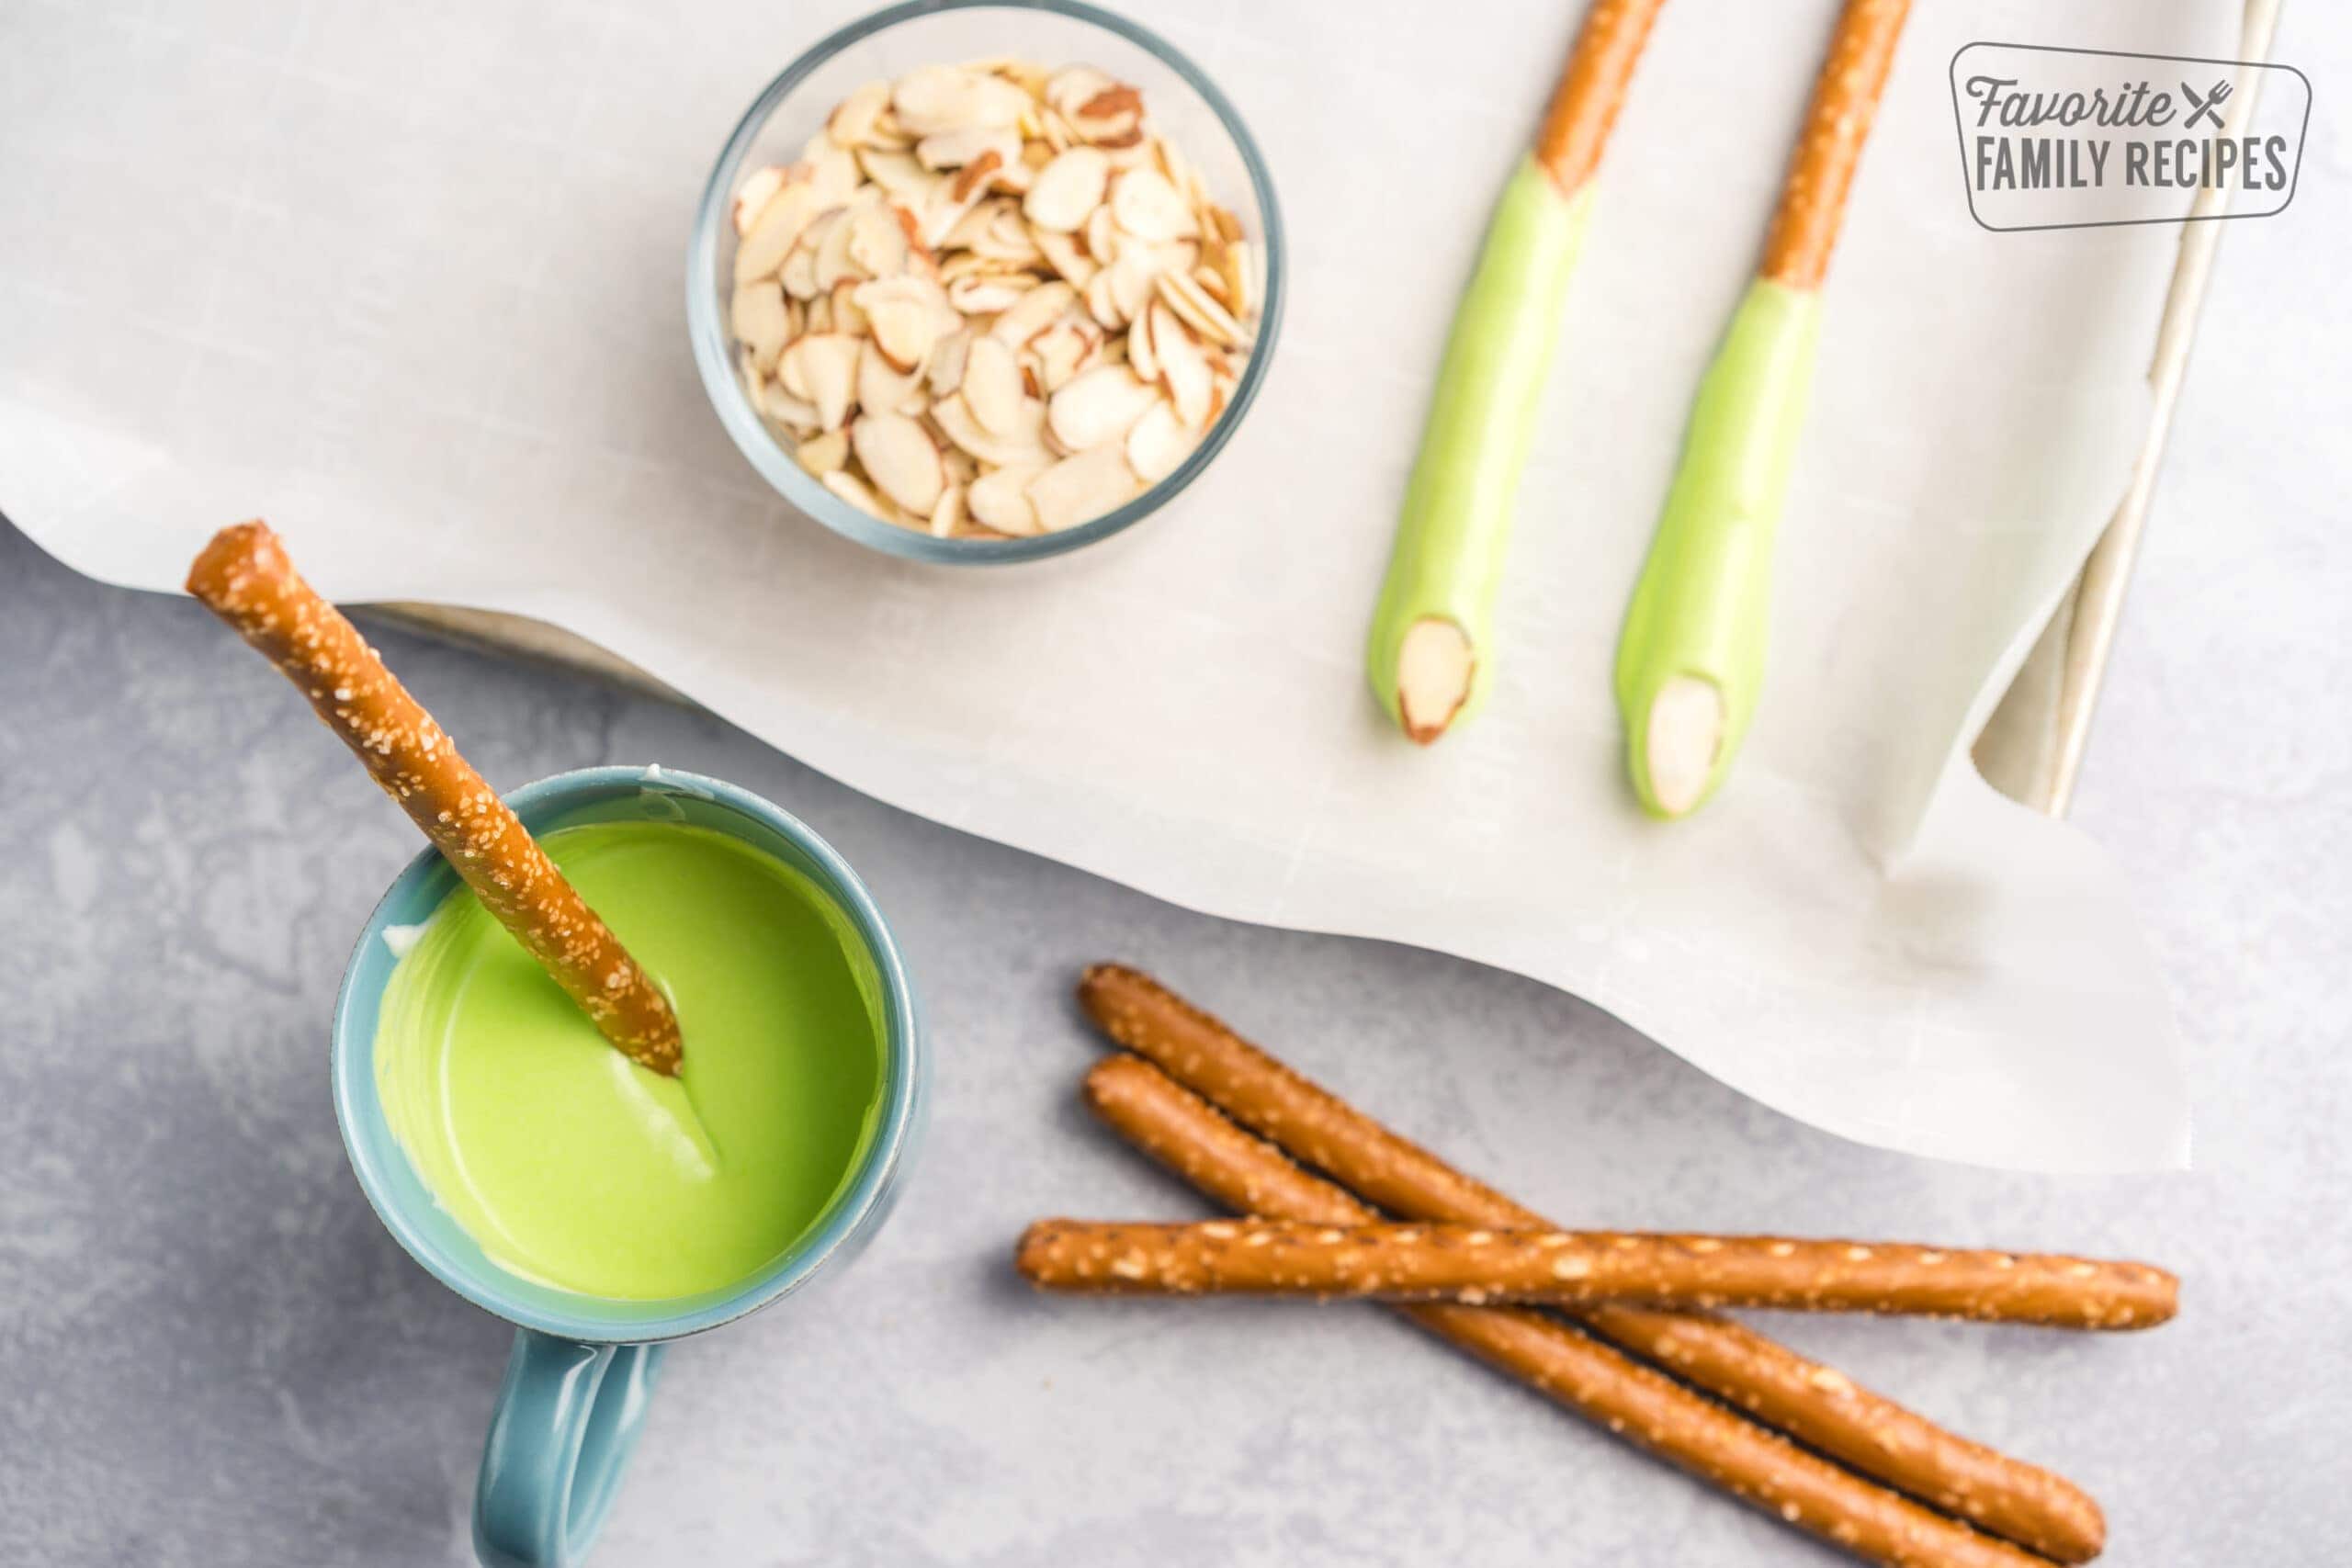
[1366,156,1592,734]
[375,820,887,1301]
[1614,276,1821,817]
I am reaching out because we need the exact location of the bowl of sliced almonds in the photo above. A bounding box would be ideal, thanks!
[689,0,1283,563]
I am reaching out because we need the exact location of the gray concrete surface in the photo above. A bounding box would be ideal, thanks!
[3,108,2349,1566]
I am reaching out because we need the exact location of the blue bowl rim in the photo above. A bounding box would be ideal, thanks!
[684,0,1288,566]
[329,765,922,1344]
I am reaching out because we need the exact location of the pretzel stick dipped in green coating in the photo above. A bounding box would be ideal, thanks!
[1614,0,1909,816]
[1366,0,1668,743]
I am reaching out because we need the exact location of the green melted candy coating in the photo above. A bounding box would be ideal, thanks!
[1614,276,1820,816]
[1366,156,1594,733]
[376,820,887,1300]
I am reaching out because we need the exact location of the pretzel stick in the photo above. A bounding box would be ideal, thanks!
[1760,0,1910,289]
[1077,964,2104,1562]
[1534,0,1671,197]
[1083,1058,2050,1568]
[1363,0,1668,744]
[1019,1219,2179,1329]
[187,522,683,1075]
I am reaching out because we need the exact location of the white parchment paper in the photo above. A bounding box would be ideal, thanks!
[2,0,2224,1168]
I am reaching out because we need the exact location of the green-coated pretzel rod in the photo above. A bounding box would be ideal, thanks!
[1614,0,1911,816]
[1366,0,1669,744]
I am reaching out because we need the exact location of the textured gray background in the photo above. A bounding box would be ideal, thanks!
[4,85,2350,1568]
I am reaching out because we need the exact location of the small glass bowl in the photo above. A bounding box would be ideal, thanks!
[687,0,1285,565]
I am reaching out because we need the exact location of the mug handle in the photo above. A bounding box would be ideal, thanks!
[473,1329,666,1568]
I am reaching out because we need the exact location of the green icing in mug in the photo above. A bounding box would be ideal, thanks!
[376,820,886,1300]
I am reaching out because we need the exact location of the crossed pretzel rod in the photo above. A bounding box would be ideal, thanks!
[1032,965,2175,1568]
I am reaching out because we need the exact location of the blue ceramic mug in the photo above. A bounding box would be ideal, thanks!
[331,766,926,1567]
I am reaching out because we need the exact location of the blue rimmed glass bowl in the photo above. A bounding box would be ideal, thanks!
[687,0,1286,565]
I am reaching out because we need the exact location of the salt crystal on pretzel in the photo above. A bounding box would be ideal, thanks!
[187,521,684,1076]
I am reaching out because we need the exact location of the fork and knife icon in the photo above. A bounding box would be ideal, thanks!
[2180,77,2233,130]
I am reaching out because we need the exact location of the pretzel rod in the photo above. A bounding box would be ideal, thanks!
[1077,965,2105,1562]
[1760,0,1911,290]
[187,522,683,1074]
[1082,1058,2050,1568]
[1363,0,1668,745]
[1019,1219,2178,1329]
[1534,0,1671,197]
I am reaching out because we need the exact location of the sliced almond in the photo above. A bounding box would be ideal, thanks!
[846,200,909,279]
[926,326,972,400]
[960,334,1026,437]
[1150,302,1213,428]
[852,412,945,516]
[967,461,1047,536]
[1044,66,1116,120]
[1221,239,1255,316]
[1023,147,1109,232]
[734,180,829,283]
[919,175,990,249]
[969,203,1044,265]
[803,292,833,334]
[1397,618,1476,744]
[854,274,952,371]
[1126,309,1159,383]
[1645,675,1726,816]
[812,197,868,290]
[942,446,978,486]
[821,467,892,521]
[857,147,933,202]
[1084,203,1119,266]
[736,345,766,410]
[1085,247,1158,329]
[1028,315,1098,392]
[731,165,787,236]
[801,139,864,206]
[1152,135,1202,203]
[828,80,894,149]
[917,125,1020,172]
[1033,224,1097,286]
[989,279,1077,345]
[1155,267,1247,348]
[858,335,931,417]
[1047,364,1160,451]
[1025,443,1139,531]
[933,390,1050,468]
[830,277,868,339]
[778,210,835,299]
[793,429,850,477]
[729,280,790,373]
[1125,400,1198,486]
[945,271,1033,315]
[1109,167,1197,243]
[781,333,860,432]
[761,380,820,434]
[892,64,1028,137]
[928,482,965,538]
